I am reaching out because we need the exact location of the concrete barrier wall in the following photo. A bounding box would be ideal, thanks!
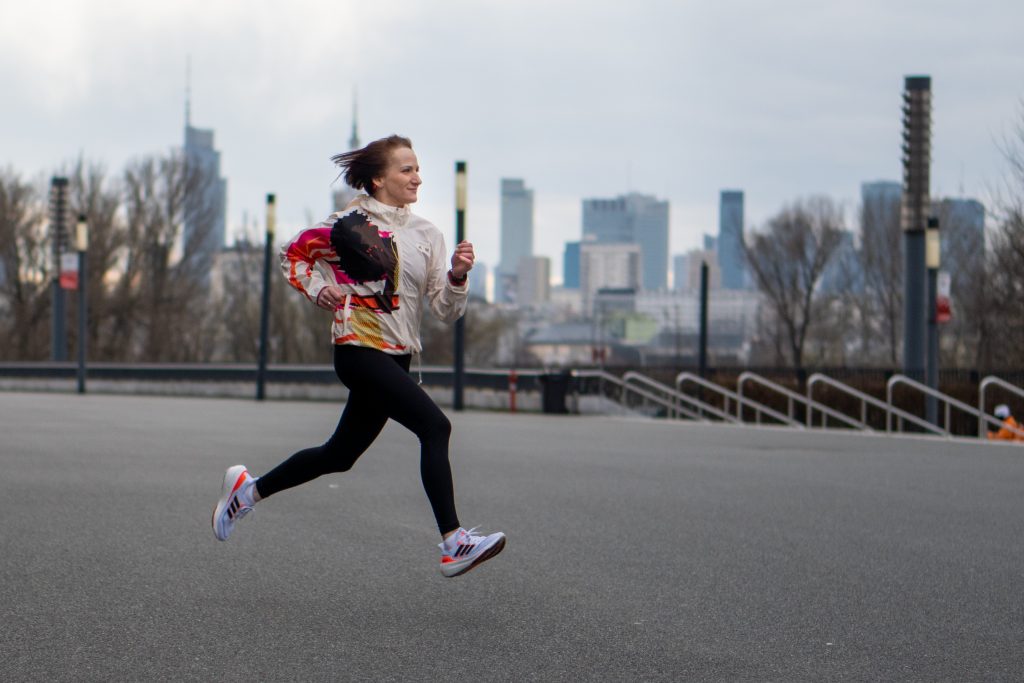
[0,376,543,412]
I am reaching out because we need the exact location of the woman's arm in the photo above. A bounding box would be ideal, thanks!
[279,224,334,304]
[424,229,469,323]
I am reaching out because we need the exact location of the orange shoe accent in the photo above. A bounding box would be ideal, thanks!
[230,471,248,494]
[441,556,455,564]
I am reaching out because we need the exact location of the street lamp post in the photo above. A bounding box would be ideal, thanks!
[926,216,940,425]
[698,261,709,379]
[256,194,275,401]
[901,75,932,381]
[75,215,88,394]
[50,177,70,361]
[453,162,467,412]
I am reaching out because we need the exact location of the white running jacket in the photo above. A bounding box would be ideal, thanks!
[280,194,468,354]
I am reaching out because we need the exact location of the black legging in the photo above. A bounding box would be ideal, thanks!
[255,345,460,534]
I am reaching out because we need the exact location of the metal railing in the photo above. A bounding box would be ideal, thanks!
[977,375,1024,439]
[885,374,975,437]
[570,368,637,415]
[570,369,618,406]
[805,373,898,431]
[676,372,801,428]
[738,371,865,431]
[622,371,724,422]
[572,369,709,421]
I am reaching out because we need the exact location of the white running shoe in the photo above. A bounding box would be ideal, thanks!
[211,465,256,541]
[438,527,506,578]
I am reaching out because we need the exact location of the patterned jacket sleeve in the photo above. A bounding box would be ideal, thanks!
[424,228,469,323]
[279,223,335,304]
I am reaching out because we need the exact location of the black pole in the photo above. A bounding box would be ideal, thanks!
[77,215,88,394]
[698,261,709,378]
[50,177,69,361]
[453,162,466,412]
[256,194,275,401]
[904,231,926,380]
[926,216,940,424]
[52,279,66,361]
[901,75,931,383]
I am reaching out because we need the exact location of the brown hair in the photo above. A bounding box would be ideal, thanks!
[331,134,413,194]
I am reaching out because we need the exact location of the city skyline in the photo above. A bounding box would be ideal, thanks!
[3,1,1023,284]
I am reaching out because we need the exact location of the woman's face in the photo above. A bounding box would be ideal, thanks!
[373,147,421,207]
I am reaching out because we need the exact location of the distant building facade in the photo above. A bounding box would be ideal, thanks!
[497,178,535,303]
[580,241,641,314]
[183,120,228,267]
[468,261,489,302]
[517,256,551,307]
[717,190,746,289]
[582,193,669,291]
[563,241,581,289]
[861,180,902,207]
[674,249,720,292]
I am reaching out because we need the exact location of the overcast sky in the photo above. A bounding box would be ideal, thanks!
[3,0,1023,283]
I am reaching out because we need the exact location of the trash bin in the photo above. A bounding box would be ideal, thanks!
[540,371,571,414]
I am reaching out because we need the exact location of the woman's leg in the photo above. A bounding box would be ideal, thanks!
[254,394,389,498]
[254,348,391,498]
[253,346,461,535]
[331,348,461,535]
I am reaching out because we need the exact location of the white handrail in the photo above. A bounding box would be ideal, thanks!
[738,371,866,431]
[805,373,898,431]
[885,374,969,437]
[675,372,803,428]
[623,371,728,422]
[572,369,703,420]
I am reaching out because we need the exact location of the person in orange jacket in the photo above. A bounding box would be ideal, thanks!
[987,404,1024,441]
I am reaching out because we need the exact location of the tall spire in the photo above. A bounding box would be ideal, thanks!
[185,55,192,128]
[348,86,360,151]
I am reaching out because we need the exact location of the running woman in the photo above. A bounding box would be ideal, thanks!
[212,134,505,578]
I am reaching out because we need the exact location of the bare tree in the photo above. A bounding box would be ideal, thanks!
[932,199,988,368]
[859,189,903,366]
[984,109,1024,369]
[743,196,844,378]
[0,169,48,359]
[118,150,219,361]
[62,158,127,362]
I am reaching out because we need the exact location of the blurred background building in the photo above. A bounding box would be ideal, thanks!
[497,178,535,304]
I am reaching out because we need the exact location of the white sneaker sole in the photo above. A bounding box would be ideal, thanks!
[212,465,249,541]
[440,533,506,578]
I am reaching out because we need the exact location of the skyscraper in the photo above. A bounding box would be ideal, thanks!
[717,190,746,290]
[332,90,361,213]
[563,241,580,289]
[183,79,228,272]
[862,180,902,206]
[497,178,534,303]
[581,192,669,291]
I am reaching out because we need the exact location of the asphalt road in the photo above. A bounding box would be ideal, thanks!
[1,391,1022,681]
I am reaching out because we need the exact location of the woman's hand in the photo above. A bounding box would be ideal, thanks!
[317,285,344,311]
[451,241,475,278]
